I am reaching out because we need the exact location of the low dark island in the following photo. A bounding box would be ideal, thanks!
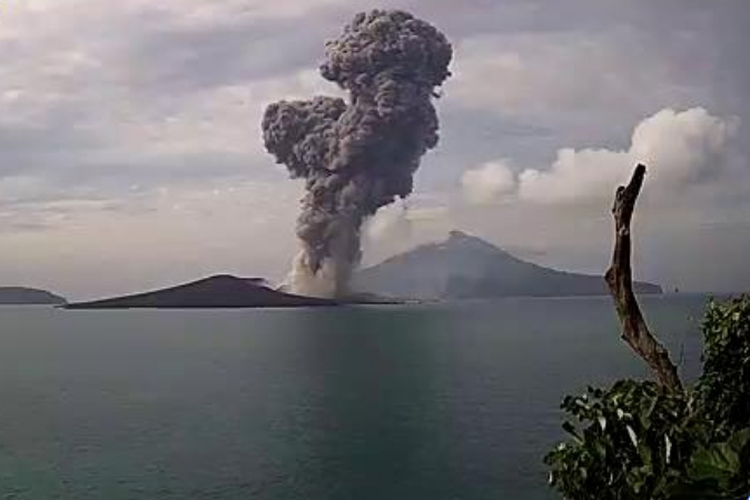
[0,287,67,305]
[64,275,400,309]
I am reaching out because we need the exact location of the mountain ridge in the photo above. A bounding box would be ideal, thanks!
[355,230,662,299]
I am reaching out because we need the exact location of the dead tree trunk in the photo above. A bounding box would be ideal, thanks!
[604,164,683,392]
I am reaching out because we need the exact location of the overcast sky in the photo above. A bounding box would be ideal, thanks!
[1,0,748,299]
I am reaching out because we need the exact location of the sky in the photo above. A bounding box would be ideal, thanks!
[0,0,749,299]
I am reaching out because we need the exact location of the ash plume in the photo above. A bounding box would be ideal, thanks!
[261,9,452,298]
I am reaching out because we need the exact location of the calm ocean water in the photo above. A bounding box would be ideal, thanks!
[0,295,711,500]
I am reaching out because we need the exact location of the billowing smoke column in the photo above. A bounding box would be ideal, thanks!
[262,10,452,298]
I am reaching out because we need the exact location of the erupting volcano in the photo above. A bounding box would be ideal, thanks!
[261,9,452,298]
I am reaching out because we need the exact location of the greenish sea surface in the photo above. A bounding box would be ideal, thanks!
[0,295,710,499]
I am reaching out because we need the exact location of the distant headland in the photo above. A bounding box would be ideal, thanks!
[0,287,67,305]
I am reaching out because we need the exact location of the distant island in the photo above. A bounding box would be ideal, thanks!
[64,275,401,310]
[64,275,341,309]
[354,231,662,300]
[0,287,67,305]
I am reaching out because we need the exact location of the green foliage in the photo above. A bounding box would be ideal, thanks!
[546,296,750,500]
[668,428,750,499]
[695,296,750,439]
[545,381,708,499]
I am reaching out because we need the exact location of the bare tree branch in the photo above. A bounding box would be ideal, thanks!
[604,164,684,392]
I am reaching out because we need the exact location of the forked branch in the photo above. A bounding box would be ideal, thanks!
[604,164,683,392]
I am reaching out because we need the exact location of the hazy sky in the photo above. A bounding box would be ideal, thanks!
[1,0,748,299]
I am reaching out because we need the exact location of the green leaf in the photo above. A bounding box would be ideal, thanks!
[689,443,738,483]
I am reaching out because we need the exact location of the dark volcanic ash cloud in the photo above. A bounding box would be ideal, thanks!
[261,9,452,297]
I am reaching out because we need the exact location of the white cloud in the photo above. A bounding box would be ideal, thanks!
[461,160,517,205]
[517,108,740,205]
[365,201,451,247]
[366,202,412,242]
[630,108,739,186]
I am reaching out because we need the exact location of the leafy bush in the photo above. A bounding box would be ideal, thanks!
[669,428,750,499]
[695,297,750,439]
[545,381,708,499]
[546,296,750,500]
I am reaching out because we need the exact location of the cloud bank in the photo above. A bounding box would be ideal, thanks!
[520,108,740,206]
[461,161,516,205]
[462,108,741,208]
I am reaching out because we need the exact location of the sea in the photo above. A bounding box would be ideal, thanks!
[0,295,713,500]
